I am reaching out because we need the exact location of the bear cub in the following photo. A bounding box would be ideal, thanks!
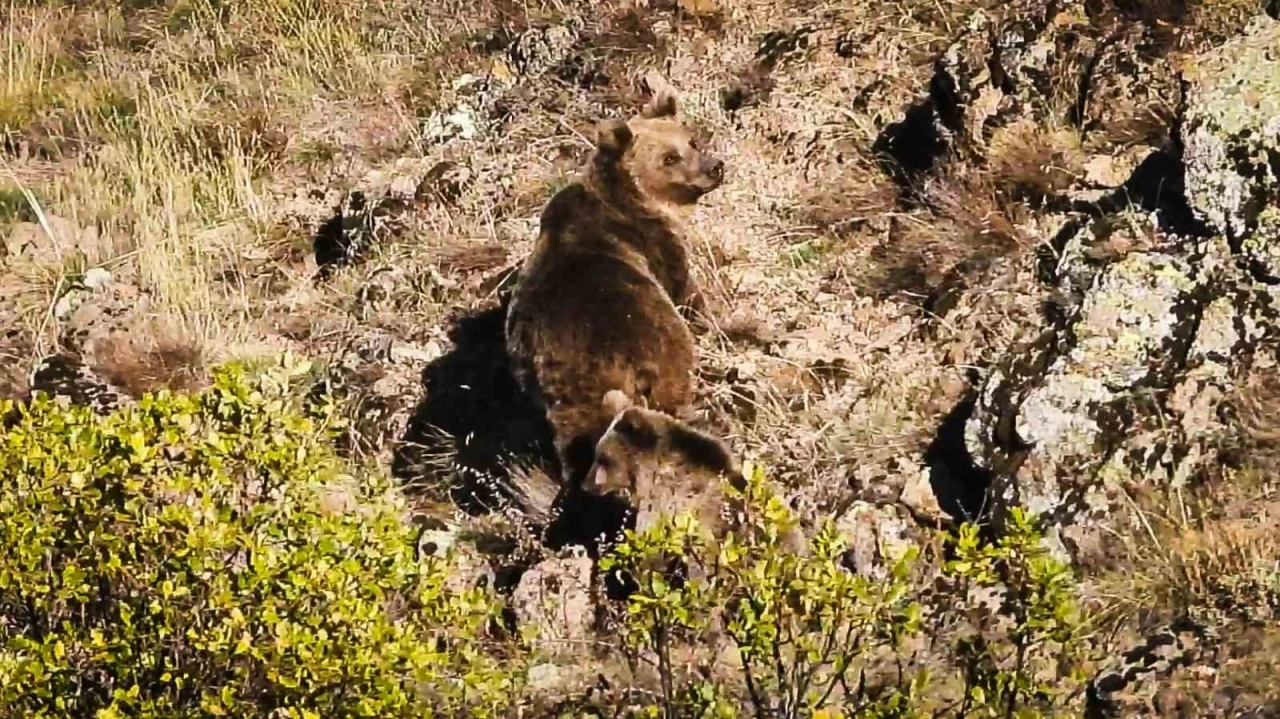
[583,390,742,536]
[505,85,725,493]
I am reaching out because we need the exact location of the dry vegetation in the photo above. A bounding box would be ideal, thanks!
[2,0,1278,713]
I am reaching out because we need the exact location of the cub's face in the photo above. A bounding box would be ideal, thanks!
[626,117,724,206]
[584,407,662,501]
[583,404,739,509]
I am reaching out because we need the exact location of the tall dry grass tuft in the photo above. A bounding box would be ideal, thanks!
[875,164,1033,292]
[94,321,208,397]
[1092,366,1280,635]
[985,120,1088,198]
[2,0,457,385]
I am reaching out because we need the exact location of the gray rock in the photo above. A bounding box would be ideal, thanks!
[836,501,914,578]
[29,353,130,414]
[507,22,581,79]
[960,19,1280,553]
[509,551,596,646]
[1182,18,1280,280]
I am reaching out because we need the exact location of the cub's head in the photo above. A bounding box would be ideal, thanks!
[583,390,739,506]
[593,86,725,208]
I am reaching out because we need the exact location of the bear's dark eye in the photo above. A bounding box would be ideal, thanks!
[663,152,681,166]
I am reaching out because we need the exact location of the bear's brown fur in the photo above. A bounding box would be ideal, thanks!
[505,87,724,489]
[583,390,741,535]
[583,391,805,575]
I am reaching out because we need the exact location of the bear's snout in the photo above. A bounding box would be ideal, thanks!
[703,157,724,183]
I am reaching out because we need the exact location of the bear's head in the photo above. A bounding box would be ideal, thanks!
[592,89,725,208]
[582,390,739,518]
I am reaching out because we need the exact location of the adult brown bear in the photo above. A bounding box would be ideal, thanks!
[505,83,724,494]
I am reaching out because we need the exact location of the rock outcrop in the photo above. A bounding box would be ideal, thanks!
[913,11,1280,561]
[1182,18,1280,283]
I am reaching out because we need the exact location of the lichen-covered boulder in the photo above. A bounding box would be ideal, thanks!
[1182,17,1280,280]
[967,224,1277,561]
[969,232,1212,520]
[960,16,1280,563]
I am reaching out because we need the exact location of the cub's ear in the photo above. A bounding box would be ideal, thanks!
[641,90,678,119]
[667,421,737,476]
[640,70,679,119]
[595,119,634,157]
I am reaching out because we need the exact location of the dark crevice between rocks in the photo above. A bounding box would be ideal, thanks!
[924,391,993,525]
[1269,0,1280,21]
[1088,150,1213,237]
[1068,33,1109,131]
[871,100,947,190]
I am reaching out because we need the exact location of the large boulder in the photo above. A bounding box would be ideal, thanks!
[1182,17,1280,281]
[963,15,1280,561]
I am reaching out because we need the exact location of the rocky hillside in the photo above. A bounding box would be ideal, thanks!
[3,0,1279,715]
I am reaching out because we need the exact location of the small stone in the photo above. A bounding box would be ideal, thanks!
[416,161,472,205]
[526,663,563,691]
[389,341,442,367]
[81,267,112,291]
[1083,155,1128,188]
[53,291,82,321]
[423,104,478,143]
[509,553,595,644]
[900,468,947,525]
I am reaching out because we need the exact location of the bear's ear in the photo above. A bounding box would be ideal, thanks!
[641,90,678,119]
[640,70,679,119]
[595,119,634,157]
[602,389,633,416]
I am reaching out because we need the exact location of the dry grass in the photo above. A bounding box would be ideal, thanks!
[2,0,455,362]
[985,119,1089,198]
[1240,370,1280,449]
[1091,439,1278,618]
[94,320,208,397]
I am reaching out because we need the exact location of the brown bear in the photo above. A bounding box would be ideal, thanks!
[583,390,741,536]
[510,389,741,580]
[505,84,724,495]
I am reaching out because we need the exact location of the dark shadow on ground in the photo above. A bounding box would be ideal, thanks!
[390,288,635,563]
[924,394,994,525]
[392,293,559,515]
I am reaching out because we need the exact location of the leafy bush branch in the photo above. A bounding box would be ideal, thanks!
[602,469,1090,719]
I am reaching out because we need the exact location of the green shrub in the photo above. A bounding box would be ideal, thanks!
[602,468,1092,719]
[0,356,523,718]
[943,509,1088,718]
[602,463,925,719]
